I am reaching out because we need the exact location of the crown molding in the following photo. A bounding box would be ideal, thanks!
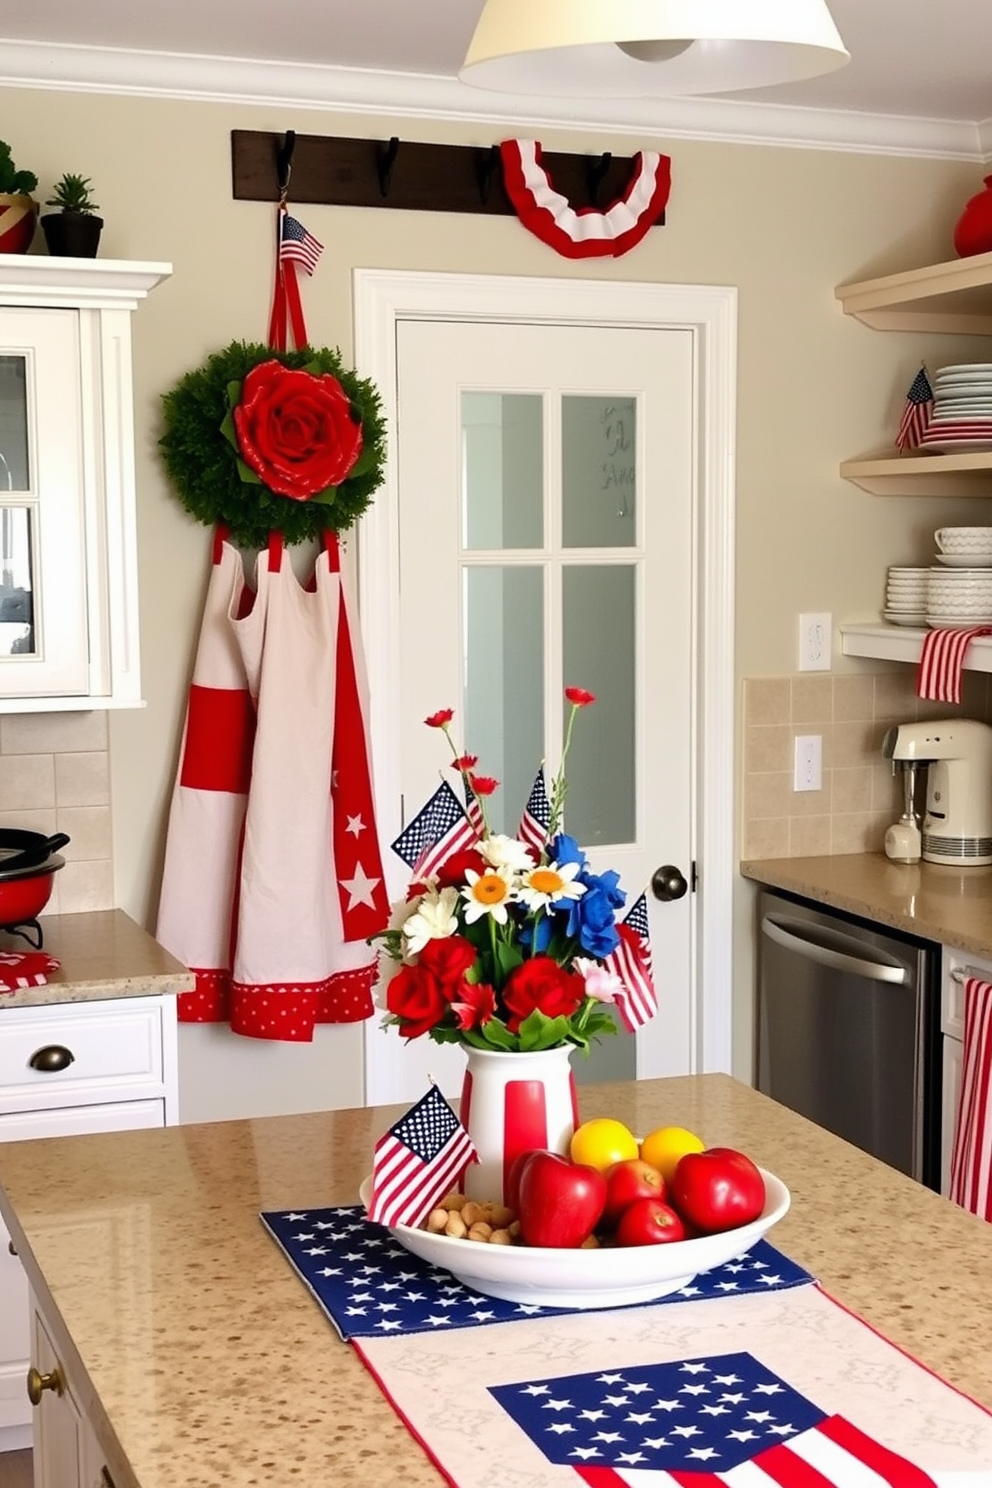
[0,38,985,161]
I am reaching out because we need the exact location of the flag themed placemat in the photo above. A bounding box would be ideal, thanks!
[261,1205,814,1340]
[356,1281,992,1484]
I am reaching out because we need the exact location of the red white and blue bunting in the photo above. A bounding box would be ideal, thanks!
[499,139,671,260]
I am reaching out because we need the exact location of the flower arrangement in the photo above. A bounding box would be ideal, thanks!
[373,689,653,1055]
[159,340,386,549]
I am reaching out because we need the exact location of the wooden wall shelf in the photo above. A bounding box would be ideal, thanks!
[230,129,667,224]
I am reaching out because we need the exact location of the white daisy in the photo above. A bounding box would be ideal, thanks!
[461,865,516,925]
[401,887,461,955]
[516,859,587,913]
[480,833,534,873]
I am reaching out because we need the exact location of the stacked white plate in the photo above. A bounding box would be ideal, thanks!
[921,365,992,452]
[926,566,992,628]
[934,526,992,567]
[883,565,928,627]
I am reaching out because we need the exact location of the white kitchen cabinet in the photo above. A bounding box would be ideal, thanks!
[0,257,171,711]
[939,946,992,1199]
[0,993,178,1454]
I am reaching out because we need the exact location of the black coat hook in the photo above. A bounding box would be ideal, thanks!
[376,136,400,198]
[276,130,297,198]
[477,144,501,205]
[585,151,613,207]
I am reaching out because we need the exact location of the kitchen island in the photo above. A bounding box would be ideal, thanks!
[2,1074,992,1488]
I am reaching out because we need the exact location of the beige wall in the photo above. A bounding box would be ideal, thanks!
[3,87,990,1115]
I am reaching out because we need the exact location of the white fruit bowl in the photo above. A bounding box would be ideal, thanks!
[359,1168,790,1310]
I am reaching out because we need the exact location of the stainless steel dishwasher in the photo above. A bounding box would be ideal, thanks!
[755,889,942,1190]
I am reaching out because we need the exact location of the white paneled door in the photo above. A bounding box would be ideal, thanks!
[356,272,737,1108]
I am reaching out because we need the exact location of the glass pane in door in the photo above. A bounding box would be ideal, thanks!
[562,395,636,548]
[463,565,544,836]
[462,392,543,550]
[561,564,636,846]
[0,507,35,657]
[0,355,29,491]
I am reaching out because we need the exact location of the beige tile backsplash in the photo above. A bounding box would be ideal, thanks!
[742,669,992,860]
[0,712,112,914]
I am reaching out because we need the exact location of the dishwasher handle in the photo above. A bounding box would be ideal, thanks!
[761,914,908,984]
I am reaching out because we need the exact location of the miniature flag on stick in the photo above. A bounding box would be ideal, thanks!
[517,769,551,853]
[279,210,323,275]
[368,1084,476,1229]
[605,891,657,1031]
[390,780,483,879]
[895,365,933,451]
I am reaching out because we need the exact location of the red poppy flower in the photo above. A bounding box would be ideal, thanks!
[451,754,478,772]
[233,360,362,500]
[564,686,596,707]
[468,774,499,797]
[450,982,496,1032]
[424,709,454,728]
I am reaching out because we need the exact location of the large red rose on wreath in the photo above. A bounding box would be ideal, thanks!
[385,963,449,1039]
[233,360,363,501]
[502,957,585,1033]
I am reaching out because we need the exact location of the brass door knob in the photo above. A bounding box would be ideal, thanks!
[26,1365,64,1405]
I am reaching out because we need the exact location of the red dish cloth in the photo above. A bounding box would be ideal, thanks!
[0,950,61,992]
[950,977,992,1220]
[917,626,992,704]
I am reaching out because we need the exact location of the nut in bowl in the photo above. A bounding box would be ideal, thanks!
[358,1169,790,1309]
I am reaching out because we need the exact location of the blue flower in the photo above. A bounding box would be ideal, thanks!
[548,833,586,870]
[565,882,621,958]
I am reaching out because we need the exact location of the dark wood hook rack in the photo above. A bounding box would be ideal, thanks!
[231,130,668,225]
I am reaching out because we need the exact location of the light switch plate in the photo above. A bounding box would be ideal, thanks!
[794,734,823,792]
[798,613,832,672]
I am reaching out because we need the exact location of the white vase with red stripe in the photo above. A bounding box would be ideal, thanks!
[459,1044,579,1204]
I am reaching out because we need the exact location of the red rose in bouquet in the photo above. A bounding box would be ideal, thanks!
[384,963,450,1039]
[233,360,362,500]
[502,957,585,1033]
[418,934,478,989]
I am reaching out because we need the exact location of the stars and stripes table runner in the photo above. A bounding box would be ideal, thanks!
[261,1205,813,1340]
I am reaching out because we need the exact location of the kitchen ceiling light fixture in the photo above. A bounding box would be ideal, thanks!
[460,0,849,98]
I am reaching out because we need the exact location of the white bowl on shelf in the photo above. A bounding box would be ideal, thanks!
[359,1169,790,1310]
[882,611,927,627]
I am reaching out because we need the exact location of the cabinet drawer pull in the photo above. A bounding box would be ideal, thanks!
[28,1044,75,1073]
[7,1239,16,1256]
[26,1365,64,1404]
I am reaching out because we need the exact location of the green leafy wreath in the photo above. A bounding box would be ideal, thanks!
[159,340,386,550]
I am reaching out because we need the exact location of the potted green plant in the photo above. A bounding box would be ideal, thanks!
[0,140,38,254]
[41,173,103,258]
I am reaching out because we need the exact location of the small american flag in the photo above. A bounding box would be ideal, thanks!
[604,892,656,1032]
[367,1084,476,1229]
[279,210,323,276]
[391,780,483,879]
[517,769,551,853]
[895,366,933,451]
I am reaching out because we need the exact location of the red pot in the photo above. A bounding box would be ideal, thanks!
[954,175,992,258]
[0,193,37,254]
[0,857,65,923]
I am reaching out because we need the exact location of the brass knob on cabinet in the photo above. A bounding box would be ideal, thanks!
[28,1044,75,1073]
[27,1365,64,1405]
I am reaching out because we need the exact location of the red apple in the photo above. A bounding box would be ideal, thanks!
[515,1150,607,1248]
[615,1197,686,1246]
[669,1147,766,1234]
[601,1158,667,1230]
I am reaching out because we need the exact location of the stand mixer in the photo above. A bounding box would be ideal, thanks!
[882,719,992,867]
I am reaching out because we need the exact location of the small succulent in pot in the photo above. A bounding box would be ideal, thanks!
[41,172,104,258]
[0,139,39,254]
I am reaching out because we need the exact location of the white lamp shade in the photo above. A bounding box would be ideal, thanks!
[460,0,850,97]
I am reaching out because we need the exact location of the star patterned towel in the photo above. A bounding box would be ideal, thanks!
[261,1205,813,1340]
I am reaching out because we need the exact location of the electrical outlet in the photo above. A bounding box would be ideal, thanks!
[794,734,823,792]
[798,612,832,672]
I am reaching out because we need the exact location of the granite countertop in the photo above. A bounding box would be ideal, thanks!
[0,910,193,1009]
[2,1074,992,1488]
[742,852,992,958]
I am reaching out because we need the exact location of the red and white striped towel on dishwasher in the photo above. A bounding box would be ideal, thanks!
[917,626,992,704]
[950,976,992,1220]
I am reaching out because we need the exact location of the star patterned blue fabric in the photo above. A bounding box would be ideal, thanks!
[260,1206,813,1341]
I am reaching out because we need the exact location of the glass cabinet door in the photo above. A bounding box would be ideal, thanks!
[0,309,87,698]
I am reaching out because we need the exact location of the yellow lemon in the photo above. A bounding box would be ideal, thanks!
[569,1117,639,1172]
[638,1124,705,1184]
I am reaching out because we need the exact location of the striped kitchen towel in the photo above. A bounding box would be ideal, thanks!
[950,976,992,1220]
[917,626,992,704]
[0,950,60,992]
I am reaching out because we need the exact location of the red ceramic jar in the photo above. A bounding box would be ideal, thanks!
[954,175,992,258]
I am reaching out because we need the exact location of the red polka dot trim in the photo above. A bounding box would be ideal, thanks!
[177,969,231,1023]
[228,962,377,1042]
